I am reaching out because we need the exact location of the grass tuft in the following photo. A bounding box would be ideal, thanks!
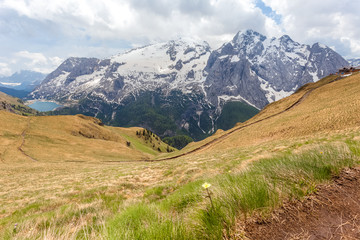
[106,143,358,240]
[106,204,190,240]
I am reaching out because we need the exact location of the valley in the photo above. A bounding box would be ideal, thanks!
[29,30,348,141]
[2,0,360,239]
[0,72,359,239]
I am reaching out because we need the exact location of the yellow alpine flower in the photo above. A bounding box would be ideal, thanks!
[202,182,211,189]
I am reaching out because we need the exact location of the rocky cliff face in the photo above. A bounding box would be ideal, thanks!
[204,30,349,109]
[30,30,348,139]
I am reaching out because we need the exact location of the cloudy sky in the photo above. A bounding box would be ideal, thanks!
[0,0,359,76]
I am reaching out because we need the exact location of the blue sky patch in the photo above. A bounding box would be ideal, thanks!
[255,0,282,24]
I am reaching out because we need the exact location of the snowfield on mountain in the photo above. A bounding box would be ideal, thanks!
[30,30,348,139]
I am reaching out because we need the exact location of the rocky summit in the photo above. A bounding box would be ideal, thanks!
[30,30,348,140]
[204,30,349,109]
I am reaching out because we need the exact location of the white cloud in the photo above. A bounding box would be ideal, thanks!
[0,63,12,76]
[0,0,285,75]
[0,0,279,48]
[15,51,48,66]
[262,0,360,58]
[49,56,63,67]
[0,0,359,76]
[10,51,63,74]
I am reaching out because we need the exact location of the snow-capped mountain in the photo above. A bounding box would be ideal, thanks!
[31,39,217,139]
[0,70,46,91]
[30,30,348,140]
[204,30,349,109]
[347,58,360,67]
[32,39,211,103]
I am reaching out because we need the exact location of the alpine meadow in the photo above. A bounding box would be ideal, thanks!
[1,0,360,239]
[0,71,359,239]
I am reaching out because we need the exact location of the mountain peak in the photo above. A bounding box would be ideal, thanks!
[236,29,261,37]
[347,58,360,67]
[232,29,266,46]
[112,38,211,61]
[204,30,348,109]
[279,34,293,42]
[31,31,349,140]
[312,42,328,49]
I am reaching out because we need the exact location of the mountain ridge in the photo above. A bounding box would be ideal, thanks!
[29,30,348,140]
[204,29,348,109]
[0,70,46,91]
[1,65,360,240]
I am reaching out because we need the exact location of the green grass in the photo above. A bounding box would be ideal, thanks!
[106,204,190,240]
[120,132,160,156]
[105,142,359,240]
[160,180,204,212]
[345,139,360,157]
[110,128,175,155]
[1,139,359,239]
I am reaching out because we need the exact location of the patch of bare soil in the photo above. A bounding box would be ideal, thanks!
[244,167,360,240]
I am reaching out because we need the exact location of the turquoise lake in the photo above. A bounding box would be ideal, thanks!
[28,101,62,112]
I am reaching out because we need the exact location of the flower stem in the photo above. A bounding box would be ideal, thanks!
[206,188,214,209]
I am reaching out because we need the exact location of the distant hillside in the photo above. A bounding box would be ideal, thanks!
[0,86,30,98]
[0,111,175,163]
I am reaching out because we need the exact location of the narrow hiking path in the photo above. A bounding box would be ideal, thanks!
[149,76,343,162]
[243,167,360,240]
[18,118,37,162]
[99,76,343,163]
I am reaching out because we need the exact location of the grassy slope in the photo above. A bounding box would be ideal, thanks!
[0,112,174,163]
[0,91,37,116]
[105,73,360,239]
[1,73,360,239]
[170,74,360,159]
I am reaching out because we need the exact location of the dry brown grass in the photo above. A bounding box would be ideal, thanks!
[0,112,173,163]
[0,92,38,115]
[177,73,360,158]
[0,92,24,106]
[1,73,360,238]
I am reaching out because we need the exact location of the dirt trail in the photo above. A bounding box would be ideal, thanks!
[18,119,37,162]
[148,76,342,162]
[243,167,360,240]
[100,77,342,164]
